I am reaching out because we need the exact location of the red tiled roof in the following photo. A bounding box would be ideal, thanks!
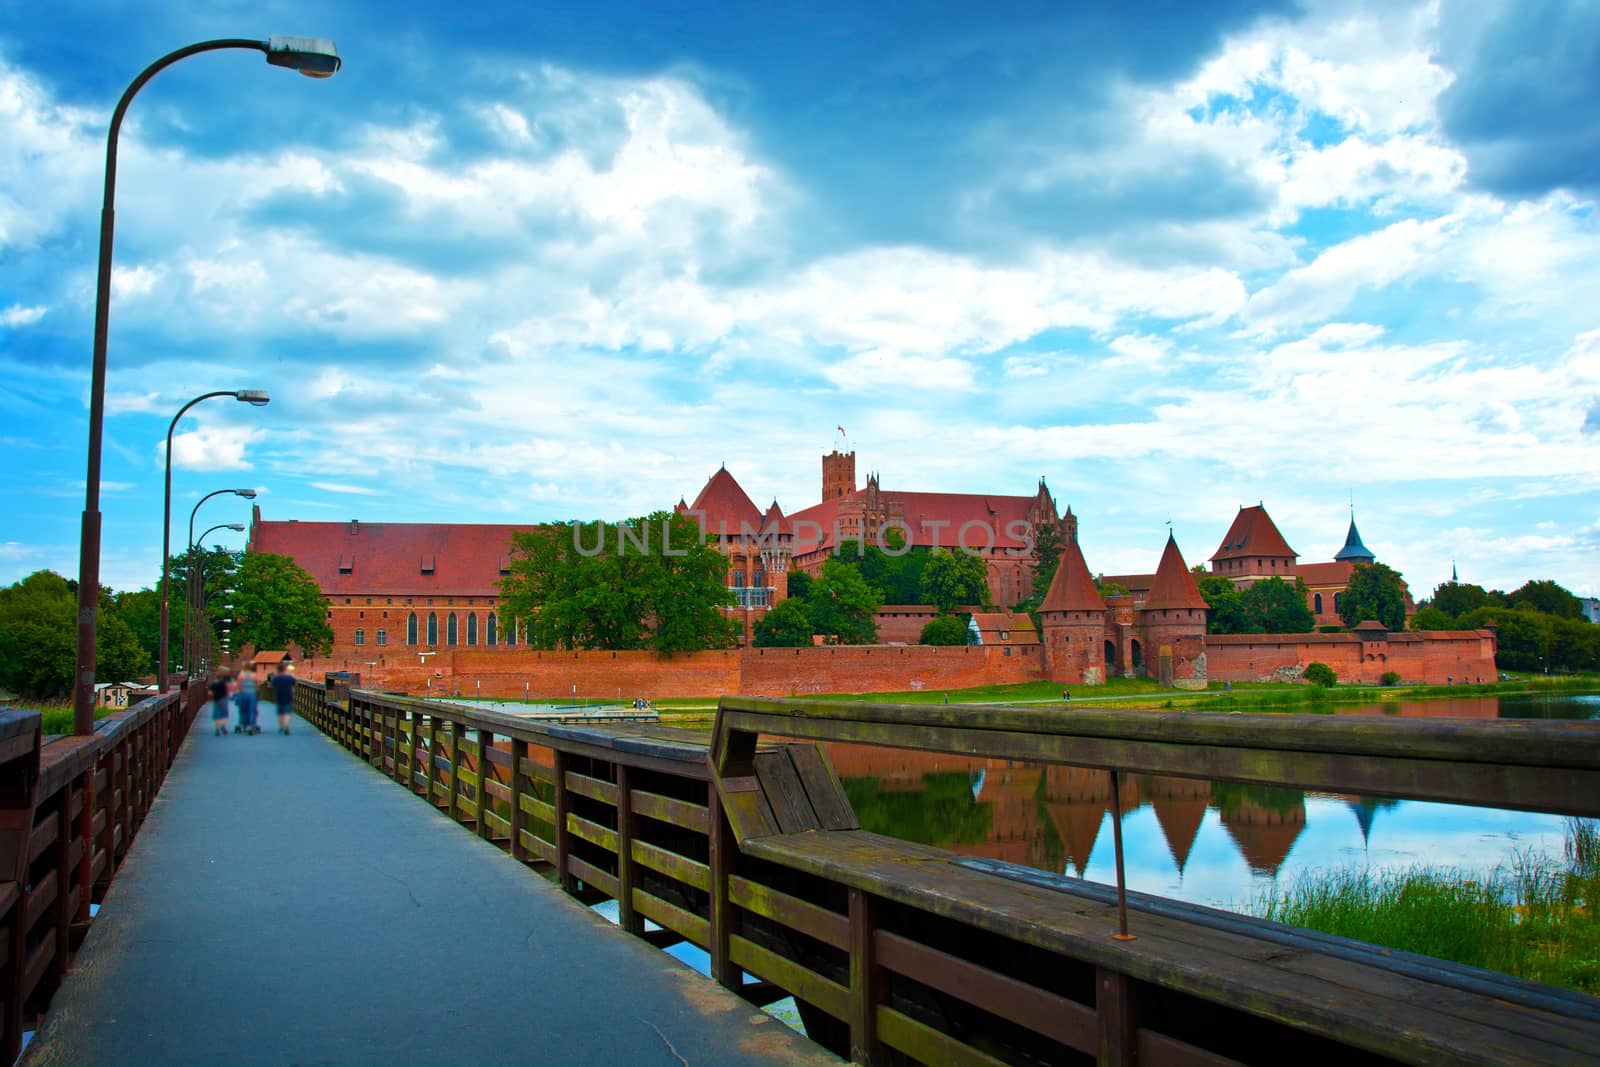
[251,518,533,597]
[1210,505,1297,562]
[1144,534,1208,611]
[1040,538,1106,613]
[1098,573,1153,595]
[789,489,1042,555]
[759,500,791,537]
[1294,561,1355,588]
[686,467,763,536]
[969,611,1038,645]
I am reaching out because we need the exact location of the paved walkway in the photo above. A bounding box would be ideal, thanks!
[26,704,835,1066]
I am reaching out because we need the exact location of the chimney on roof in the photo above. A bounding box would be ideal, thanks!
[349,519,359,535]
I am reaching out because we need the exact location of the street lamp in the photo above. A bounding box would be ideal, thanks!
[178,486,257,682]
[159,392,270,690]
[192,522,246,673]
[73,36,340,733]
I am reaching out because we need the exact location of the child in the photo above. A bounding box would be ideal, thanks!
[235,669,260,735]
[210,672,231,735]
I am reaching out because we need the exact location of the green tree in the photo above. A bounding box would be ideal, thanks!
[752,598,814,648]
[1241,577,1315,633]
[920,614,971,645]
[500,514,735,653]
[1548,615,1600,672]
[806,558,882,644]
[1196,574,1248,634]
[1030,523,1063,600]
[1339,563,1408,630]
[785,569,813,603]
[1430,581,1491,619]
[1508,579,1583,619]
[1409,606,1460,631]
[233,552,334,656]
[1095,580,1129,597]
[1303,661,1338,687]
[0,571,149,698]
[1458,606,1549,672]
[919,549,989,613]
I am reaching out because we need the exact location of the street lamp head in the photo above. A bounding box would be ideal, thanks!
[234,389,271,406]
[265,36,341,78]
[223,523,246,532]
[235,488,258,499]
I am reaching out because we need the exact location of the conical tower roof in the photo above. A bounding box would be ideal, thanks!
[1150,791,1209,874]
[1040,536,1106,613]
[1143,533,1207,611]
[686,466,762,535]
[1333,517,1376,563]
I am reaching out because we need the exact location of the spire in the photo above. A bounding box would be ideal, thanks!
[1451,560,1458,583]
[1333,515,1376,564]
[1143,533,1207,611]
[1041,536,1106,613]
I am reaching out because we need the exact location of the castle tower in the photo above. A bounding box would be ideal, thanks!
[822,450,856,501]
[1039,536,1109,685]
[1137,533,1209,688]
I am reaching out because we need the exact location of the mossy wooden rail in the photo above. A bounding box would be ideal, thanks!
[301,682,1600,1066]
[0,684,205,1059]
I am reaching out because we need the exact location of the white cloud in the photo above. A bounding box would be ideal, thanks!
[0,304,46,327]
[166,425,263,471]
[309,481,387,496]
[823,347,975,392]
[110,264,163,300]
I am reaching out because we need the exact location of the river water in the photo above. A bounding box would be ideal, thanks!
[825,692,1600,910]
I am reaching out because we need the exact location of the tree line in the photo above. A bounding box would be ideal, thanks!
[0,549,332,700]
[1412,579,1598,672]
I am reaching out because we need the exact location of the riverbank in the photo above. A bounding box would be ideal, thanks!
[1252,820,1600,995]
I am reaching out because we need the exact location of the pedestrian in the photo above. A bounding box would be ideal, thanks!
[234,669,259,735]
[210,672,231,736]
[270,661,296,734]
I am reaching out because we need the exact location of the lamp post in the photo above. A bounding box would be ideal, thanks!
[159,393,269,691]
[179,487,258,682]
[192,521,246,673]
[73,36,340,734]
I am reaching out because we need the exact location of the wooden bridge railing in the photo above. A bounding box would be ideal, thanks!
[300,682,1600,1067]
[0,684,205,1059]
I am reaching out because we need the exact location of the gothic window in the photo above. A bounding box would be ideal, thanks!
[376,629,387,646]
[354,629,365,646]
[447,613,459,645]
[486,614,497,646]
[407,613,418,645]
[733,570,745,587]
[467,613,478,646]
[427,613,438,645]
[1314,593,1323,614]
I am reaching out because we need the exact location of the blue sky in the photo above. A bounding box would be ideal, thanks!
[2,0,1598,596]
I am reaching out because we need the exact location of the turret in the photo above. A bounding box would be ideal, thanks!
[1039,536,1109,685]
[1136,533,1208,688]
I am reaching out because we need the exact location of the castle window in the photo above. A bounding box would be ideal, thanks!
[486,614,497,646]
[354,629,365,646]
[376,629,387,646]
[407,613,418,645]
[466,613,478,646]
[427,613,438,645]
[447,613,458,645]
[1314,593,1323,614]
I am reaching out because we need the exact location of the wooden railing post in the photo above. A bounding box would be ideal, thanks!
[849,888,883,1065]
[708,787,738,990]
[1096,968,1138,1067]
[509,737,529,863]
[615,765,641,934]
[474,728,491,841]
[75,764,94,927]
[446,720,461,823]
[552,749,576,892]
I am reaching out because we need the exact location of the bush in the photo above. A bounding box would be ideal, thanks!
[1380,670,1402,687]
[1303,661,1337,688]
[1316,624,1346,633]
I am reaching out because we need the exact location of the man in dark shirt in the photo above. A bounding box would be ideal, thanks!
[269,663,297,735]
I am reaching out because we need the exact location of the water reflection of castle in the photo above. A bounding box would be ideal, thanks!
[827,744,1392,877]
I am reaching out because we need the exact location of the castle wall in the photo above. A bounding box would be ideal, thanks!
[1205,630,1497,685]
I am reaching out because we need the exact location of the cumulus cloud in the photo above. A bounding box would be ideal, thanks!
[0,303,45,327]
[165,425,263,471]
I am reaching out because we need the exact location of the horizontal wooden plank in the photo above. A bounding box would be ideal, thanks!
[567,814,617,853]
[24,867,58,928]
[1138,1030,1247,1067]
[629,789,708,833]
[875,927,1096,1053]
[630,840,710,892]
[728,875,848,951]
[519,756,554,783]
[876,1005,1009,1067]
[566,853,619,898]
[519,794,556,826]
[728,934,847,1020]
[565,771,618,805]
[483,745,512,769]
[633,890,710,949]
[482,777,511,803]
[518,829,557,866]
[482,809,511,837]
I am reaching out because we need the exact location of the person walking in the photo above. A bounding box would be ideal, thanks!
[234,669,260,735]
[210,672,231,736]
[270,662,296,735]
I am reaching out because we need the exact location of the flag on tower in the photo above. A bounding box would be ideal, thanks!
[837,425,846,436]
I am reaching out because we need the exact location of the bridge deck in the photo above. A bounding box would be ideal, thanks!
[23,704,835,1067]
